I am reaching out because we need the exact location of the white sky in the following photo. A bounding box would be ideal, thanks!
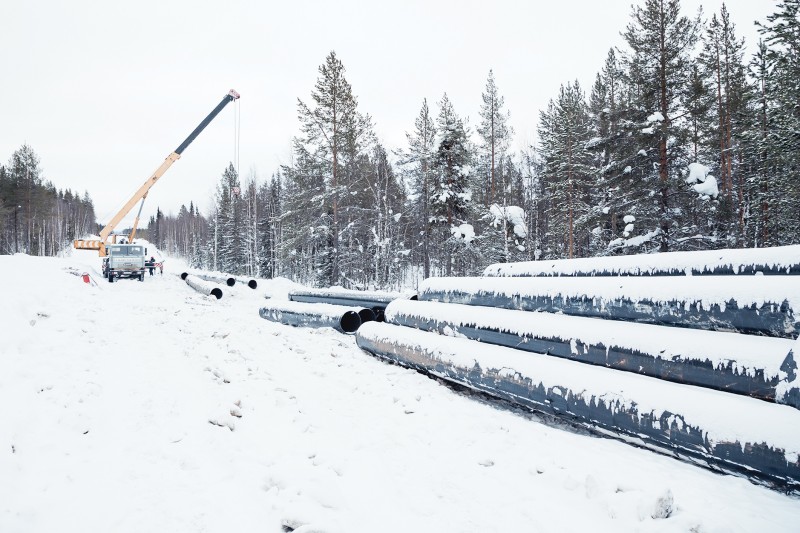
[0,0,776,226]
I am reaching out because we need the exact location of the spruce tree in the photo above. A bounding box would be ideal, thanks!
[431,94,477,275]
[399,98,437,279]
[538,82,593,259]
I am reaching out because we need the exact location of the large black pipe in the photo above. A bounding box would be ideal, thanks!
[419,276,799,338]
[355,322,800,490]
[484,244,800,277]
[184,274,223,299]
[259,301,365,334]
[198,274,236,286]
[230,276,257,289]
[288,288,413,322]
[384,300,800,409]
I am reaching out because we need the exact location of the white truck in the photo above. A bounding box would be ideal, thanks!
[102,244,146,282]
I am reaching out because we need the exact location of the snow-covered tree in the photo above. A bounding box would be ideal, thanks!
[399,99,437,280]
[538,82,594,259]
[431,93,477,275]
[622,0,702,251]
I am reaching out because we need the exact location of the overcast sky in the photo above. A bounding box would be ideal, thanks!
[1,0,776,226]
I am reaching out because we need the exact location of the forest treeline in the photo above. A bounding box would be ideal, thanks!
[0,144,96,256]
[3,0,799,289]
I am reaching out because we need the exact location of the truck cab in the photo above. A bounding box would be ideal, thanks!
[102,244,146,282]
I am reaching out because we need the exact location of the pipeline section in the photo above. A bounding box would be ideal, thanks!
[419,276,800,338]
[180,270,257,289]
[484,244,800,277]
[356,321,800,490]
[233,276,258,289]
[183,274,223,299]
[259,300,375,334]
[289,288,415,321]
[384,300,800,409]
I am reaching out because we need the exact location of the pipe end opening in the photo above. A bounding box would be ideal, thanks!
[358,308,376,324]
[340,311,361,333]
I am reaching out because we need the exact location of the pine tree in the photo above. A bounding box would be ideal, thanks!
[477,70,512,207]
[294,51,373,286]
[622,0,702,251]
[700,5,749,240]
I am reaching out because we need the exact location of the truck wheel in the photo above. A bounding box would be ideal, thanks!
[139,273,144,282]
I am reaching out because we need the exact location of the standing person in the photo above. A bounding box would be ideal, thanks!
[147,256,155,276]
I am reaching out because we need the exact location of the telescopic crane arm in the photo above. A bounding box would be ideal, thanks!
[75,89,240,256]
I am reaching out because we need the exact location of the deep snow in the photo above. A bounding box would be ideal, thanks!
[2,249,799,532]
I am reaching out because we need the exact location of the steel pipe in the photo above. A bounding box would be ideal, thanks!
[259,300,366,334]
[356,322,800,490]
[385,300,800,409]
[184,274,223,299]
[288,288,414,322]
[182,270,257,289]
[484,244,800,277]
[419,276,800,338]
[199,274,236,286]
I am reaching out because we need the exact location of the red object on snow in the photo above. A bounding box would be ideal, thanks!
[82,273,90,284]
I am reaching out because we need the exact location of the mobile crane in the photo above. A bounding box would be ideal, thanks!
[74,89,240,282]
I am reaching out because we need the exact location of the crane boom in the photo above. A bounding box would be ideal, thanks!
[75,89,240,256]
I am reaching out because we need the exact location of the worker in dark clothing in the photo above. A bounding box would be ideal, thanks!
[147,256,155,276]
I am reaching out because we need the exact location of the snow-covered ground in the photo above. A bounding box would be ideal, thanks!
[2,250,799,532]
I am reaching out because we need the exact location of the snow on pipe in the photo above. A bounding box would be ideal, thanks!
[184,274,223,299]
[385,300,800,409]
[355,321,800,490]
[418,276,800,338]
[258,300,372,334]
[484,244,800,277]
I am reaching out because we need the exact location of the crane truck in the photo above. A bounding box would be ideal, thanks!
[74,89,240,282]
